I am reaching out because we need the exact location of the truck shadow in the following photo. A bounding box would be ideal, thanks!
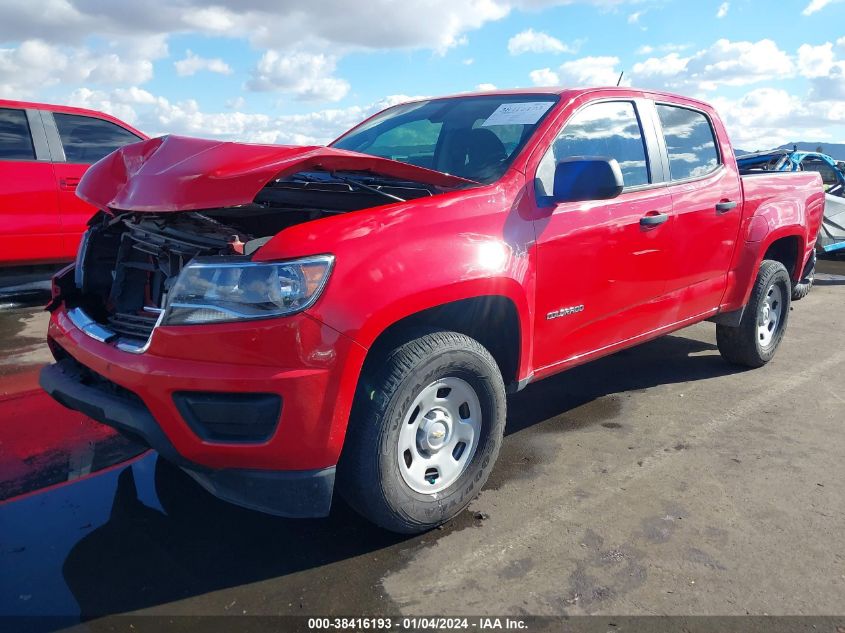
[4,332,744,623]
[59,460,409,620]
[504,333,742,436]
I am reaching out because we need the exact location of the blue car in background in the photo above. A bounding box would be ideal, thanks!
[738,148,845,255]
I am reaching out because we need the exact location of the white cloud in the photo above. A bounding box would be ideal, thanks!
[802,0,844,15]
[627,11,642,23]
[84,52,154,84]
[687,39,793,89]
[0,39,155,98]
[507,29,574,54]
[65,86,157,125]
[557,56,623,86]
[711,87,844,149]
[0,1,642,52]
[128,1,513,55]
[0,0,648,106]
[531,38,797,94]
[716,2,729,18]
[174,50,233,76]
[245,51,349,102]
[181,7,238,33]
[623,38,794,92]
[635,43,690,55]
[70,86,427,145]
[797,42,836,78]
[476,83,497,91]
[632,52,689,78]
[530,56,623,87]
[6,1,845,157]
[529,67,560,86]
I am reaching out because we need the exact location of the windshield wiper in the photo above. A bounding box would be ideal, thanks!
[331,173,407,203]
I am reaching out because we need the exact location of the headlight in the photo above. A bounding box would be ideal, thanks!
[162,255,334,325]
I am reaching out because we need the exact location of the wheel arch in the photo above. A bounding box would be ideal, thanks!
[720,226,807,314]
[762,232,805,281]
[363,294,524,389]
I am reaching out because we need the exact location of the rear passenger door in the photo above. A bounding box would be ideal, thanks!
[654,103,742,319]
[48,112,142,258]
[0,107,63,266]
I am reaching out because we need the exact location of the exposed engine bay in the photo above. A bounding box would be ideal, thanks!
[57,170,447,348]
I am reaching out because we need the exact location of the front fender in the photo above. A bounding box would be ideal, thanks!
[254,173,536,372]
[251,174,536,462]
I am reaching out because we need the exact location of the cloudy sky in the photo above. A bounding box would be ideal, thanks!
[1,0,844,150]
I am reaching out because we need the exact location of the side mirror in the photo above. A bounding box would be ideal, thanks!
[548,157,624,204]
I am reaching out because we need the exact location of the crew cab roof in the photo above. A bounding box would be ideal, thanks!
[406,86,716,111]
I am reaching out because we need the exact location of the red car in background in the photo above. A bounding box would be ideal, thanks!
[0,100,146,269]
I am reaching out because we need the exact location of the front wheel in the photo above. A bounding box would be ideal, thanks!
[717,259,791,368]
[338,329,506,534]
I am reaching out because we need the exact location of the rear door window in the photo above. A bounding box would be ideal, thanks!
[53,113,141,164]
[0,108,36,160]
[655,104,720,181]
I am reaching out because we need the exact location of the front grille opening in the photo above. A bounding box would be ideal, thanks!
[107,311,159,340]
[75,213,253,348]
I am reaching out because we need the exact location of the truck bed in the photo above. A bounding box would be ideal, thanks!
[740,171,825,244]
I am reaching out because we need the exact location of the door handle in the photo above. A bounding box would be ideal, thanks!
[715,200,737,213]
[60,177,80,190]
[640,212,669,227]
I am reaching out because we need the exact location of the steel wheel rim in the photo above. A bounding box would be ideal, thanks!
[397,377,482,494]
[758,282,783,347]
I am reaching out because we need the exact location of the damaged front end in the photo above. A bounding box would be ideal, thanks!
[52,135,471,352]
[59,211,317,353]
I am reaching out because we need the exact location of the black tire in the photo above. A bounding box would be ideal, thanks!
[338,329,506,534]
[791,261,814,301]
[717,259,791,368]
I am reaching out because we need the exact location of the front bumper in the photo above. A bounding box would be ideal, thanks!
[46,304,366,469]
[40,358,336,518]
[42,301,368,517]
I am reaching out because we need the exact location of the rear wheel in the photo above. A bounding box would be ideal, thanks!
[338,329,506,534]
[717,259,791,368]
[791,256,815,301]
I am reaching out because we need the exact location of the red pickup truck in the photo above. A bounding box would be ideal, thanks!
[40,88,824,533]
[0,100,146,269]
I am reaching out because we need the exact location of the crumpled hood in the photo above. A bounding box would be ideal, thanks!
[77,134,476,213]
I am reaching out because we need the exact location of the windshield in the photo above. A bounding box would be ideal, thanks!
[331,94,559,184]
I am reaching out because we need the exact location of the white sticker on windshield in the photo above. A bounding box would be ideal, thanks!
[481,101,553,127]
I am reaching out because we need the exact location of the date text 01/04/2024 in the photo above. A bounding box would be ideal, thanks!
[306,617,528,629]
